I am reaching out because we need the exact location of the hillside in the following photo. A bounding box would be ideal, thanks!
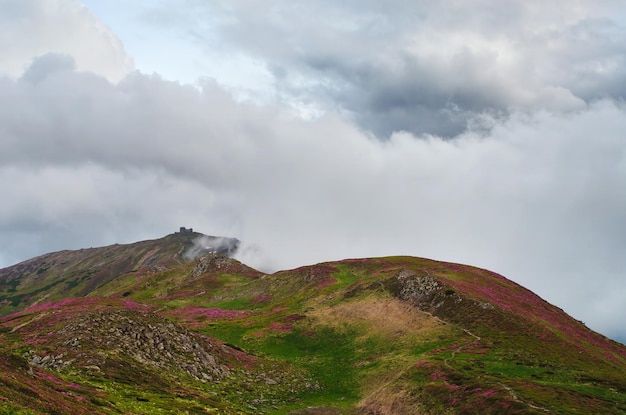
[0,234,624,414]
[0,231,240,316]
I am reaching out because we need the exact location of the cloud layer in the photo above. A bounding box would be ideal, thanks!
[0,0,625,342]
[148,0,626,136]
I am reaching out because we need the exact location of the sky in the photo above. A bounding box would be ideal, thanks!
[0,0,625,342]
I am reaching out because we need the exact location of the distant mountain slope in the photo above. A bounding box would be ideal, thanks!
[0,236,624,414]
[0,231,239,316]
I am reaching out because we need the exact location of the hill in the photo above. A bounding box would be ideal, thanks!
[0,233,624,414]
[0,231,240,316]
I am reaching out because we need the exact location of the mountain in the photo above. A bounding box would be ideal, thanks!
[0,233,624,414]
[0,231,240,316]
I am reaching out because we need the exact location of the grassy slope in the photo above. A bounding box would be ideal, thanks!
[0,233,240,316]
[0,252,625,414]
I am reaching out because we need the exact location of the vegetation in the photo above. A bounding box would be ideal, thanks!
[0,234,624,414]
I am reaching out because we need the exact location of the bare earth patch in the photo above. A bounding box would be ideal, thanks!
[308,295,444,340]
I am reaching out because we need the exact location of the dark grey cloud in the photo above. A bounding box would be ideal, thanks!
[146,0,626,137]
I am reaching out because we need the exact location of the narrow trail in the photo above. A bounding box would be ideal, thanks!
[372,278,553,413]
[498,382,551,413]
[10,312,46,333]
[443,328,481,369]
[422,312,552,413]
[413,309,480,370]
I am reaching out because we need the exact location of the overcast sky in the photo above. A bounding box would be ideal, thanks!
[1,0,625,342]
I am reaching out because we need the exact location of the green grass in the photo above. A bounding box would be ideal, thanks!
[330,265,361,288]
[2,251,625,414]
[210,297,256,310]
[0,402,39,415]
[57,371,235,414]
[483,360,550,378]
[257,326,362,405]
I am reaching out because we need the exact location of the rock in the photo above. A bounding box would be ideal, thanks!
[55,308,228,381]
[396,270,442,302]
[189,254,235,278]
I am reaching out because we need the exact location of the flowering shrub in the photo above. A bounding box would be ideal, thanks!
[166,306,249,328]
[268,322,292,333]
[252,295,271,303]
[436,266,626,361]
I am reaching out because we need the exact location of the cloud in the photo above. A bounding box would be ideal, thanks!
[0,0,132,82]
[183,235,240,261]
[0,54,625,339]
[19,53,76,84]
[0,163,226,263]
[141,0,626,137]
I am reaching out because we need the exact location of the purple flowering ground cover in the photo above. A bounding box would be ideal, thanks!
[0,235,624,414]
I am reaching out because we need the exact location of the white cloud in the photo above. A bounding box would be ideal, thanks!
[0,0,132,82]
[0,163,229,263]
[1,56,625,339]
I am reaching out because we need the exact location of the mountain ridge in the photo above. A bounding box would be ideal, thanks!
[0,231,240,316]
[0,234,624,414]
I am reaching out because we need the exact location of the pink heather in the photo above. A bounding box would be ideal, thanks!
[439,268,626,359]
[268,322,292,333]
[121,299,148,310]
[483,389,497,397]
[252,295,271,303]
[170,306,249,321]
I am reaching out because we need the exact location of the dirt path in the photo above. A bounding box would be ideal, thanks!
[444,328,481,369]
[498,382,551,413]
[431,319,552,413]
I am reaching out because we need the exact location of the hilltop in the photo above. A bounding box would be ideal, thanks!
[0,233,624,414]
[0,231,240,316]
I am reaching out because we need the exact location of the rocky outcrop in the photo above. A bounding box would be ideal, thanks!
[190,254,236,278]
[48,308,227,382]
[395,270,443,303]
[393,269,468,321]
[24,351,74,371]
[393,269,513,333]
